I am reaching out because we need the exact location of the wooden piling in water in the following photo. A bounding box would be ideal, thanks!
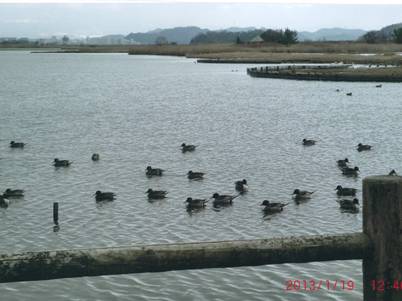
[53,202,58,225]
[363,176,402,301]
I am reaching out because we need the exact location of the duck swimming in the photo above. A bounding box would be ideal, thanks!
[0,196,10,208]
[302,139,316,146]
[54,158,71,167]
[337,158,349,168]
[95,191,115,202]
[235,179,248,193]
[181,143,196,152]
[335,185,357,196]
[357,143,372,152]
[185,197,208,209]
[260,200,289,213]
[91,153,100,161]
[337,198,359,211]
[187,171,204,180]
[146,166,164,177]
[342,166,359,176]
[147,189,167,199]
[3,189,24,198]
[212,193,239,206]
[10,141,24,148]
[346,92,352,96]
[292,189,314,200]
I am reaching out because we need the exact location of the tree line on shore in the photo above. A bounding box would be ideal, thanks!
[189,27,402,45]
[358,22,402,44]
[361,28,402,44]
[190,28,298,45]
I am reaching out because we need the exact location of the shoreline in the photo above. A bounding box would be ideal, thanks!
[1,42,401,65]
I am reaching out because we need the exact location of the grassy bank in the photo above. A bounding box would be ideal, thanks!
[3,42,402,65]
[128,42,402,65]
[127,42,402,55]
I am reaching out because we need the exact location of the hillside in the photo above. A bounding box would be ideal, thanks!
[86,26,375,46]
[378,22,402,39]
[298,28,367,41]
[125,26,207,45]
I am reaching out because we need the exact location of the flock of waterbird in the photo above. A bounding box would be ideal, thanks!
[300,138,379,211]
[0,138,382,215]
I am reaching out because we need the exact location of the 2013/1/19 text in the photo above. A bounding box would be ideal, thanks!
[285,279,355,291]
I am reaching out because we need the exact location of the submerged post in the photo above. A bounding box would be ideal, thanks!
[363,176,402,301]
[53,202,59,225]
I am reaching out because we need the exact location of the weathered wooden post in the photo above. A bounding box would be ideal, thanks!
[53,202,59,225]
[363,176,402,301]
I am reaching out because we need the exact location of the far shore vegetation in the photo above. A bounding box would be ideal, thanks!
[128,42,402,65]
[1,41,399,67]
[8,41,399,65]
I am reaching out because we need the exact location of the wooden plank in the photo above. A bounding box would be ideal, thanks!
[0,233,368,283]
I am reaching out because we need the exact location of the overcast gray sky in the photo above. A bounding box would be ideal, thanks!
[0,3,401,37]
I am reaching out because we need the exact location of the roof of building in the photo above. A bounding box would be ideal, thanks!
[250,35,264,43]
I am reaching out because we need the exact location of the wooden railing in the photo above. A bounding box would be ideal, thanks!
[0,176,401,301]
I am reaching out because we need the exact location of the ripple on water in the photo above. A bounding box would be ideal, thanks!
[1,53,398,300]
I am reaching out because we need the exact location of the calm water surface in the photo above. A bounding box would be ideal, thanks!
[1,51,402,300]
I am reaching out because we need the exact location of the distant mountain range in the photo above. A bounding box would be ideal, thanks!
[125,26,208,45]
[297,28,367,41]
[377,22,402,39]
[53,24,402,45]
[122,26,370,45]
